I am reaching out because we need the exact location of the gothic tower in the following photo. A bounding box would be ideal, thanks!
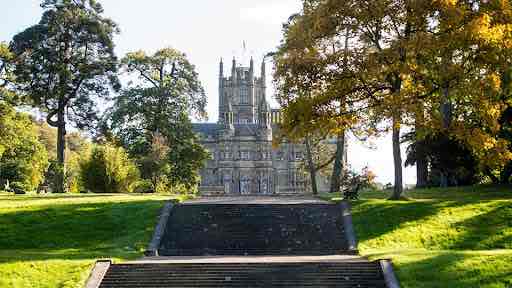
[218,57,267,125]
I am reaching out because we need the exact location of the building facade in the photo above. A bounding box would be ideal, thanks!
[192,57,317,195]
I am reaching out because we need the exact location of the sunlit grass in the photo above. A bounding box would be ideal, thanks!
[2,186,511,287]
[366,249,512,288]
[321,184,512,287]
[0,193,181,288]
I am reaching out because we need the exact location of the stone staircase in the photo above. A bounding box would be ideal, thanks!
[158,204,351,256]
[86,200,399,288]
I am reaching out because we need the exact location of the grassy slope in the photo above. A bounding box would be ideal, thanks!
[0,194,181,288]
[321,185,512,288]
[2,188,511,287]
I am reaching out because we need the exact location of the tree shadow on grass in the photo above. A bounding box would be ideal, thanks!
[446,201,512,250]
[0,199,164,263]
[351,200,460,244]
[390,251,512,288]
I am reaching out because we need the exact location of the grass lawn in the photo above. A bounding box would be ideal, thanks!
[320,185,512,288]
[0,193,185,288]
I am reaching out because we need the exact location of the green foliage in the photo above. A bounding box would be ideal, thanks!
[79,144,140,193]
[10,0,120,192]
[35,123,92,193]
[10,0,120,130]
[0,42,18,104]
[0,103,49,192]
[105,48,209,191]
[485,106,512,184]
[36,121,58,159]
[137,132,171,193]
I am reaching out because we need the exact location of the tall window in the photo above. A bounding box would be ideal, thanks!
[241,151,250,160]
[240,86,249,104]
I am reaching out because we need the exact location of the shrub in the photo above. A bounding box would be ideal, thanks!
[134,180,154,194]
[80,143,140,193]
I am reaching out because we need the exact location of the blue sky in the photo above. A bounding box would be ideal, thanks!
[1,0,416,185]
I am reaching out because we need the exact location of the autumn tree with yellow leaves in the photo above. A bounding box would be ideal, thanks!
[273,0,512,199]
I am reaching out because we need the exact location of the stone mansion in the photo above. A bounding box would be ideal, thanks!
[192,57,319,196]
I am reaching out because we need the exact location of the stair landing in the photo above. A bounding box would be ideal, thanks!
[131,255,366,264]
[184,196,329,204]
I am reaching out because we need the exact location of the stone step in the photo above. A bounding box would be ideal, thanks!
[98,262,388,288]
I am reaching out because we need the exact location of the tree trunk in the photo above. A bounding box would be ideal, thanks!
[500,161,512,184]
[389,13,410,200]
[391,116,403,200]
[55,107,67,193]
[305,136,318,195]
[439,84,452,187]
[330,131,346,193]
[329,26,350,194]
[415,103,428,188]
[416,154,428,188]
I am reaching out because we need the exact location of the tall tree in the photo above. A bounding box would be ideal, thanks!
[406,1,512,186]
[107,48,209,190]
[274,0,416,199]
[273,5,369,195]
[10,0,120,193]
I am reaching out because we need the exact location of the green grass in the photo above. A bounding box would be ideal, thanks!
[2,187,511,287]
[0,193,184,288]
[320,185,512,288]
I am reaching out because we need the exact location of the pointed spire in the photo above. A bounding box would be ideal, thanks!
[231,56,236,80]
[219,57,224,78]
[261,58,266,85]
[249,56,254,81]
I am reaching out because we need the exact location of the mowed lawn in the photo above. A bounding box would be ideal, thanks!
[0,193,180,288]
[321,185,512,288]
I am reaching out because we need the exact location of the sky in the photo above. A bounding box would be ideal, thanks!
[1,0,416,185]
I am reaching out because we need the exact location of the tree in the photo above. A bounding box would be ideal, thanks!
[275,0,512,197]
[273,1,412,199]
[304,134,318,195]
[0,43,19,104]
[0,103,49,192]
[79,143,140,193]
[138,132,172,193]
[402,2,512,187]
[106,48,209,190]
[272,9,362,195]
[295,132,338,195]
[10,0,120,193]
